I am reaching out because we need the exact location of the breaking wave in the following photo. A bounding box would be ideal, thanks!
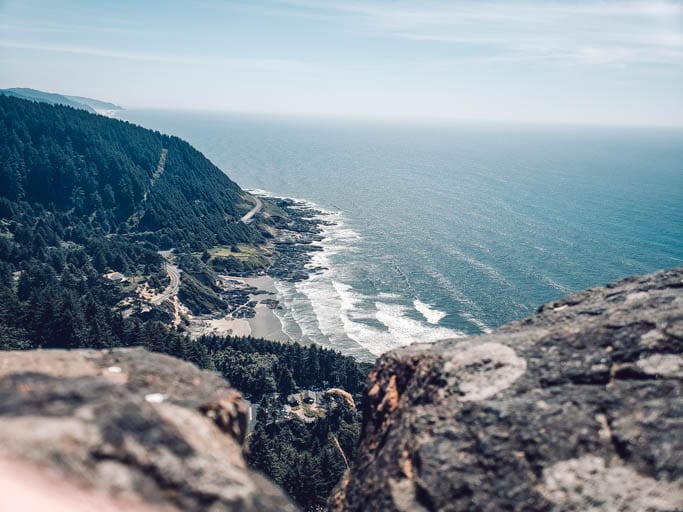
[259,192,464,360]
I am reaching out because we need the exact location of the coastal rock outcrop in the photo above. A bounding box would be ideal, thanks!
[0,348,297,512]
[334,267,683,511]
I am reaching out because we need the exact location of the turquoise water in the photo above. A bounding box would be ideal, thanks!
[122,110,683,360]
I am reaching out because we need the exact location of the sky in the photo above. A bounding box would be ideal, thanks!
[0,0,682,126]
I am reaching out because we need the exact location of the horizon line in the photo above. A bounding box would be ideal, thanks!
[2,85,682,130]
[118,103,683,130]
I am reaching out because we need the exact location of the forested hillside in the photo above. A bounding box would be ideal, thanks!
[0,94,262,250]
[0,95,370,511]
[0,94,267,349]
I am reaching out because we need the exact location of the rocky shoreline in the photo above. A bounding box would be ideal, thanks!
[266,197,331,282]
[186,196,335,341]
[186,275,289,341]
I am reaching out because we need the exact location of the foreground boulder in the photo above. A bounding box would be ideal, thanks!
[0,348,297,512]
[335,267,683,511]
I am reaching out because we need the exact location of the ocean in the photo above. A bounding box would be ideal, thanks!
[121,110,683,361]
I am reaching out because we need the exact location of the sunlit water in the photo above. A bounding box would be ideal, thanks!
[121,110,683,360]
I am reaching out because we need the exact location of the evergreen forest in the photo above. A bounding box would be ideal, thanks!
[0,95,371,510]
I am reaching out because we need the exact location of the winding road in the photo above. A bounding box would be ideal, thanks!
[240,195,263,224]
[148,192,259,307]
[150,251,180,305]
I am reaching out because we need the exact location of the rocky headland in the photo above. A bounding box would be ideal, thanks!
[333,266,683,511]
[182,196,334,341]
[266,197,331,283]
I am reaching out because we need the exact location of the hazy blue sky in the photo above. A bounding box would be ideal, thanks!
[1,0,682,125]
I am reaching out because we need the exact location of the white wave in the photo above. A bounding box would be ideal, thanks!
[373,302,462,354]
[413,299,448,325]
[419,265,493,334]
[272,279,322,343]
[425,266,479,309]
[264,192,465,359]
[377,292,402,300]
[298,279,344,339]
[287,254,464,357]
[305,218,361,274]
[540,274,572,294]
[439,245,510,286]
[285,210,372,356]
[332,281,359,312]
[461,312,492,334]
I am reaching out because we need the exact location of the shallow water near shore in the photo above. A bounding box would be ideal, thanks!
[121,110,683,360]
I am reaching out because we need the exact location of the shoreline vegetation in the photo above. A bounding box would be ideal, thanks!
[182,196,332,344]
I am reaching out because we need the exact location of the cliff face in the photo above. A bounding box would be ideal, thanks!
[1,268,681,511]
[335,267,683,511]
[0,348,296,512]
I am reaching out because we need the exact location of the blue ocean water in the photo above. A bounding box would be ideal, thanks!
[121,110,683,360]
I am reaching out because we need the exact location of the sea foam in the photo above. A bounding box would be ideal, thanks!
[413,299,448,325]
[267,197,463,359]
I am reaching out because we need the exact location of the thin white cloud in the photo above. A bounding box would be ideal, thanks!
[263,0,683,66]
[0,22,133,35]
[0,40,314,73]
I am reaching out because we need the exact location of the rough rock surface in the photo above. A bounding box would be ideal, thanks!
[335,267,683,511]
[0,347,297,512]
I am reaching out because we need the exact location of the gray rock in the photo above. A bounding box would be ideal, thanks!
[336,267,683,511]
[0,347,298,512]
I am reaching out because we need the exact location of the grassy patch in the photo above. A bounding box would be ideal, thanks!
[210,243,271,261]
[207,244,272,274]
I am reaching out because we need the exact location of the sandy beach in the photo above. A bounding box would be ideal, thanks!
[187,275,290,342]
[242,275,290,342]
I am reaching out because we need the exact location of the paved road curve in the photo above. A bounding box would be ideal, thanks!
[240,195,262,224]
[150,250,180,305]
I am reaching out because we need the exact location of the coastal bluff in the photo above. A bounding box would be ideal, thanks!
[0,348,297,512]
[334,267,683,511]
[0,267,681,511]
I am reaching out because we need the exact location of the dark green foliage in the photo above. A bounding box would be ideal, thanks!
[176,252,219,288]
[0,94,266,356]
[175,253,229,314]
[0,94,263,251]
[211,254,266,274]
[178,273,228,315]
[0,94,371,511]
[201,335,371,396]
[249,395,361,511]
[137,134,262,250]
[201,334,370,510]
